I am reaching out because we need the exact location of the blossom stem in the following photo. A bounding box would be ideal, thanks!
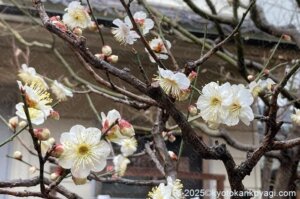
[0,125,28,148]
[86,0,105,46]
[20,90,46,195]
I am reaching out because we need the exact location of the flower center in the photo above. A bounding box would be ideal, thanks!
[230,102,241,112]
[153,42,164,53]
[135,18,145,26]
[77,144,90,156]
[210,97,221,106]
[70,10,85,21]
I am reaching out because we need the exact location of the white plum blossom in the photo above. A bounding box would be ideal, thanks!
[58,125,110,180]
[18,64,48,89]
[17,81,53,117]
[15,103,45,125]
[113,155,130,177]
[223,84,254,126]
[248,78,275,97]
[196,82,231,127]
[147,38,171,63]
[124,11,154,35]
[63,1,92,29]
[112,19,140,45]
[118,137,137,157]
[197,82,255,128]
[156,67,190,100]
[291,108,300,126]
[148,177,184,199]
[51,80,73,101]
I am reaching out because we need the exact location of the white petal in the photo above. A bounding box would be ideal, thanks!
[93,140,111,158]
[173,73,190,90]
[71,164,91,179]
[158,67,173,78]
[239,106,254,125]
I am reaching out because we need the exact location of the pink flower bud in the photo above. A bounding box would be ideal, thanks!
[102,45,112,56]
[13,151,22,160]
[34,128,51,141]
[106,165,114,172]
[72,176,87,185]
[51,144,64,158]
[168,151,178,160]
[73,27,82,36]
[50,111,60,120]
[8,116,18,130]
[188,71,197,81]
[95,53,105,60]
[119,119,135,137]
[107,55,118,64]
[188,105,198,116]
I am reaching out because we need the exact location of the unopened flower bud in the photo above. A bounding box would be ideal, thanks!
[264,69,269,76]
[88,21,98,31]
[102,45,112,56]
[282,34,291,41]
[50,111,60,120]
[188,105,198,116]
[119,119,135,137]
[73,27,82,36]
[247,75,254,81]
[51,144,64,158]
[188,71,197,81]
[106,165,114,172]
[107,55,118,64]
[34,128,51,141]
[8,116,18,130]
[13,151,22,160]
[48,137,56,145]
[50,172,60,181]
[72,176,87,185]
[95,53,105,60]
[29,166,37,174]
[168,134,176,143]
[18,121,27,128]
[168,151,178,160]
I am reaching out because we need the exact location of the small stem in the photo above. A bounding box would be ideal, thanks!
[86,0,105,46]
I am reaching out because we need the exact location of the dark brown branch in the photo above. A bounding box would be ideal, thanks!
[186,0,255,71]
[76,51,157,107]
[0,189,58,199]
[151,108,176,179]
[183,0,234,25]
[273,138,300,150]
[89,173,164,186]
[250,1,300,48]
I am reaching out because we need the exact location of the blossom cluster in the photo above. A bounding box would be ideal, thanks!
[196,82,254,129]
[148,177,185,199]
[111,10,172,63]
[15,64,73,125]
[101,109,137,177]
